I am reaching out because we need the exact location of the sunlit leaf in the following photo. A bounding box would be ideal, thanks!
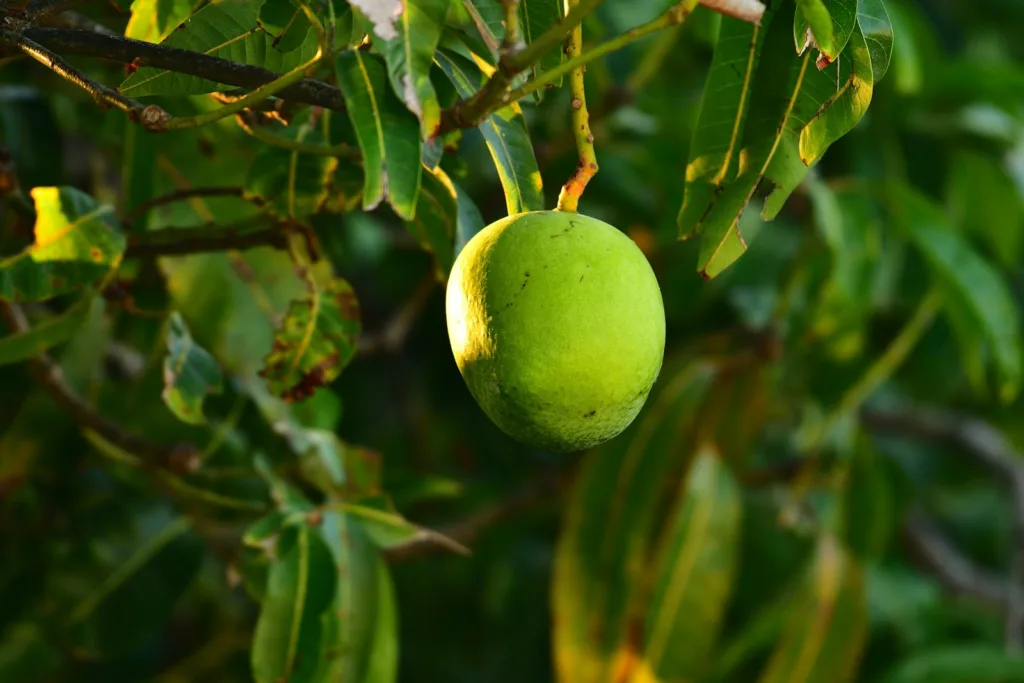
[434,46,545,214]
[0,187,125,303]
[120,0,320,97]
[552,357,718,683]
[162,311,224,425]
[374,0,449,139]
[125,0,198,44]
[0,293,95,366]
[335,50,424,220]
[757,534,868,683]
[259,278,362,402]
[251,524,338,683]
[407,165,457,281]
[893,183,1023,401]
[794,0,856,66]
[631,444,742,681]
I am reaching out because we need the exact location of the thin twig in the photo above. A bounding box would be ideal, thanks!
[384,468,568,561]
[24,28,345,112]
[124,220,288,259]
[358,273,438,356]
[125,187,265,226]
[0,301,195,470]
[235,114,358,157]
[555,0,598,213]
[2,30,168,129]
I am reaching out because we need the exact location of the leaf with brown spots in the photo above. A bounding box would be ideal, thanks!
[0,187,126,302]
[259,278,362,402]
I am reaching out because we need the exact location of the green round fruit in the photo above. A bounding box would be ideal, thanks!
[445,210,666,453]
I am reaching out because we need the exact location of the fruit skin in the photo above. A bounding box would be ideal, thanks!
[445,210,666,453]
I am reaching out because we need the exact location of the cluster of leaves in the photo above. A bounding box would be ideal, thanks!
[3,0,1024,682]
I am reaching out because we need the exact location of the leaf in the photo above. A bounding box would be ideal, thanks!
[124,0,198,44]
[120,0,320,97]
[407,165,457,281]
[162,311,224,425]
[631,444,742,681]
[335,50,423,220]
[519,0,564,88]
[0,187,125,303]
[893,183,1023,402]
[840,432,895,562]
[947,149,1024,270]
[375,0,449,139]
[858,0,893,82]
[883,646,1024,683]
[794,0,857,66]
[245,119,340,221]
[434,47,545,214]
[314,511,399,683]
[334,500,467,554]
[0,293,95,366]
[796,24,874,166]
[452,178,486,259]
[258,0,312,53]
[756,534,868,683]
[259,277,362,402]
[552,357,719,683]
[251,524,338,683]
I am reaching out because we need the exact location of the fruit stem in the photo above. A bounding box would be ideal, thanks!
[555,4,598,213]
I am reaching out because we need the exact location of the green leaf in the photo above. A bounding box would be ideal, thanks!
[259,277,362,402]
[552,357,719,683]
[794,0,857,65]
[245,120,340,221]
[375,0,450,139]
[120,0,320,97]
[258,0,312,53]
[840,432,895,562]
[314,511,399,683]
[162,311,224,425]
[519,0,564,88]
[883,646,1024,683]
[434,47,545,214]
[0,293,95,366]
[757,534,868,683]
[124,0,198,44]
[0,623,61,683]
[251,524,338,683]
[1,187,125,303]
[893,183,1023,402]
[858,0,893,82]
[947,149,1024,269]
[798,22,875,166]
[452,177,486,258]
[335,50,423,220]
[335,500,466,554]
[407,165,457,281]
[637,444,742,681]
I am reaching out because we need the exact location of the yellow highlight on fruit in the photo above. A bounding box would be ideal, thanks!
[445,210,666,453]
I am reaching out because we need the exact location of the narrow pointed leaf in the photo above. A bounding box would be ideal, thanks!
[259,278,362,402]
[162,311,224,425]
[434,47,545,214]
[858,0,893,82]
[375,0,449,139]
[120,0,320,97]
[636,445,742,681]
[794,0,857,65]
[519,0,564,88]
[335,50,424,220]
[406,165,458,280]
[552,357,719,683]
[1,187,125,303]
[757,535,868,683]
[894,183,1023,401]
[452,178,485,258]
[251,524,338,683]
[0,293,94,366]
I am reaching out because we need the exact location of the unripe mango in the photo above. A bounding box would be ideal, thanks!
[445,211,666,453]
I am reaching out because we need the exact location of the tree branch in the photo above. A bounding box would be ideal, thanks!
[358,273,437,356]
[23,28,346,112]
[125,187,266,226]
[124,219,288,259]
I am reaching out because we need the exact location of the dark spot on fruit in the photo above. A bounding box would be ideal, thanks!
[583,410,596,418]
[579,275,584,282]
[505,302,513,308]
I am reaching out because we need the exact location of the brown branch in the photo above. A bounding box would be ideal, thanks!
[24,28,345,112]
[124,221,288,259]
[0,301,196,472]
[125,187,265,226]
[384,469,569,561]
